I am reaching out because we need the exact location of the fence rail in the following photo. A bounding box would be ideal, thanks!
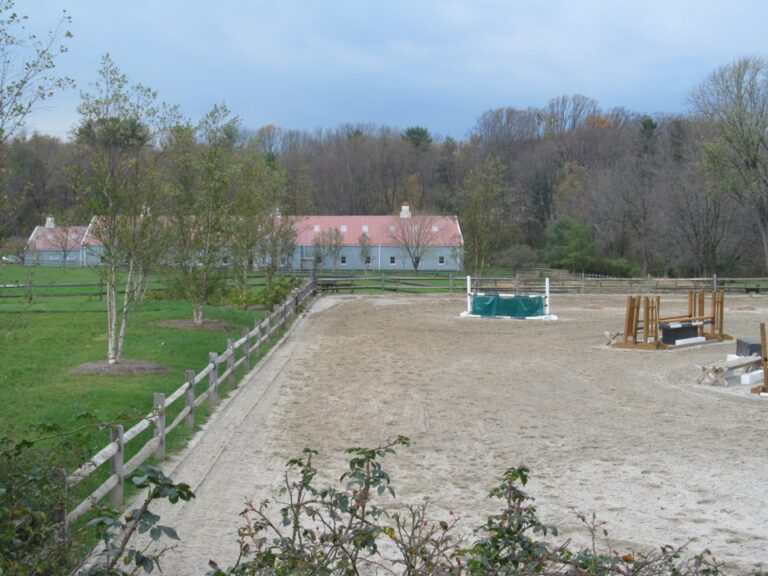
[313,274,768,295]
[3,273,767,300]
[63,278,316,527]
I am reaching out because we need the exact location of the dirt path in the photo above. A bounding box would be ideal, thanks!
[143,293,768,574]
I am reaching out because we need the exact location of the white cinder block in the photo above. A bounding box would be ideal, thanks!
[741,370,764,386]
[675,336,706,346]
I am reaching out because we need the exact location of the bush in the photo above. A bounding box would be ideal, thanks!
[490,244,539,269]
[0,437,89,575]
[209,439,730,576]
[591,257,641,278]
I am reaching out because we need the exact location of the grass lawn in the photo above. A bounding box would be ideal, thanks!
[0,267,273,459]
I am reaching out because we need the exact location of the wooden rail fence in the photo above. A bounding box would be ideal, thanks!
[63,278,316,527]
[2,273,767,299]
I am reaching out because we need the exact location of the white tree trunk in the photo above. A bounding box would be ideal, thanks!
[106,262,118,365]
[115,262,135,364]
[192,303,204,326]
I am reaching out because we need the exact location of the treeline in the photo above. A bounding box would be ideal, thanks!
[1,69,766,277]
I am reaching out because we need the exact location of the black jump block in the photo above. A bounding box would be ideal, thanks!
[660,323,699,345]
[736,337,762,357]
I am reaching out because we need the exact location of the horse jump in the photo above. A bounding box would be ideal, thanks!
[612,289,730,350]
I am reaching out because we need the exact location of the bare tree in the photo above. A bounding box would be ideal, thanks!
[388,212,437,271]
[690,56,768,272]
[49,222,80,267]
[313,227,344,271]
[358,231,371,270]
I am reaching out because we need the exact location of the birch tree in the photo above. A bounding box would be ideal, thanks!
[161,104,237,325]
[0,0,73,145]
[75,54,170,364]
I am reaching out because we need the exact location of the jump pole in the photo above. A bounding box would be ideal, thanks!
[466,275,472,314]
[545,277,551,317]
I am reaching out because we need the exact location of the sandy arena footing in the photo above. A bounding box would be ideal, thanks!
[137,293,768,574]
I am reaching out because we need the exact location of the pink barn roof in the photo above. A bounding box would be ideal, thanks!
[291,215,463,246]
[26,225,93,251]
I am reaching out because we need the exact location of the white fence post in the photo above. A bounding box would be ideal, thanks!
[227,338,235,387]
[109,424,124,506]
[255,322,261,358]
[185,369,195,429]
[243,327,251,371]
[153,393,166,461]
[209,352,219,408]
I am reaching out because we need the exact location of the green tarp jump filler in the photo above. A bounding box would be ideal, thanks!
[471,293,544,317]
[461,276,558,321]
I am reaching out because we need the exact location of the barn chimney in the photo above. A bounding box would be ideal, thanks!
[399,202,411,218]
[45,216,55,228]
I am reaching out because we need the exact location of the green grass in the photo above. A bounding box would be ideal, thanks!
[0,283,264,451]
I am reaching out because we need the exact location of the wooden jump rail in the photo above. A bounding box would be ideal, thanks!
[698,322,768,392]
[752,322,768,395]
[63,278,316,528]
[613,289,731,350]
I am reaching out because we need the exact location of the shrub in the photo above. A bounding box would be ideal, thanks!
[209,439,729,576]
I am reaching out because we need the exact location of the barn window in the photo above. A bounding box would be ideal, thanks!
[438,256,445,265]
[341,225,348,232]
[362,225,369,233]
[431,225,439,232]
[365,256,371,265]
[340,255,347,265]
[389,256,396,265]
[313,225,320,232]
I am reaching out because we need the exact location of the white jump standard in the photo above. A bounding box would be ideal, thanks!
[460,276,558,320]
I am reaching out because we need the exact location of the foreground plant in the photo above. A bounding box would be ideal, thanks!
[208,440,732,576]
[79,466,194,575]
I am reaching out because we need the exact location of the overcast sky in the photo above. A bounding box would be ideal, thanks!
[21,0,768,141]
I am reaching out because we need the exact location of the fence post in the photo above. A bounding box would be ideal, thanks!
[227,338,235,387]
[208,352,219,409]
[56,468,68,540]
[185,370,195,429]
[243,327,251,371]
[449,273,453,294]
[255,322,261,359]
[153,393,166,461]
[109,425,124,506]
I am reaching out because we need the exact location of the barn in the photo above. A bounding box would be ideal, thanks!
[291,205,463,271]
[23,217,103,267]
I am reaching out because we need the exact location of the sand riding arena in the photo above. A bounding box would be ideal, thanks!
[149,292,768,574]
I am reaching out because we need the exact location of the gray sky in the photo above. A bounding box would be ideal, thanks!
[21,0,768,141]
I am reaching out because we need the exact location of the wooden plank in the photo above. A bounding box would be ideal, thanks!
[124,417,152,443]
[66,474,119,526]
[67,441,119,487]
[124,437,161,476]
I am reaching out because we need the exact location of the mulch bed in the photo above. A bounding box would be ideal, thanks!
[71,359,169,375]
